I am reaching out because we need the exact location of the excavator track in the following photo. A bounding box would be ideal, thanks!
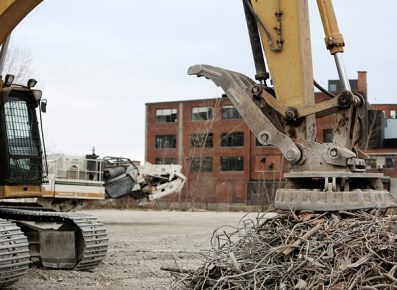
[0,208,108,271]
[0,218,30,287]
[72,213,109,271]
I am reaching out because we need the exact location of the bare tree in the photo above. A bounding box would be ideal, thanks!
[3,47,34,84]
[183,99,249,209]
[182,98,287,210]
[365,110,383,150]
[183,99,221,209]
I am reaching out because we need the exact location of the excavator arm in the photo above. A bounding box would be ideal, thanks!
[189,0,397,211]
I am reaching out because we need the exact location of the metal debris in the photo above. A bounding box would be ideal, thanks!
[166,210,397,289]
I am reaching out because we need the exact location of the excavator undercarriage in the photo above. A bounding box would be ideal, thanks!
[0,207,108,285]
[0,208,108,270]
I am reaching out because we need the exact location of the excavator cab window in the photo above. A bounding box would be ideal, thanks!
[0,89,43,185]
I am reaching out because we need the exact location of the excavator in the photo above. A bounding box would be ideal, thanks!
[0,0,186,287]
[189,0,396,211]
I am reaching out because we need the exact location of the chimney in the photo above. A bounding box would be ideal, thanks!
[357,71,367,95]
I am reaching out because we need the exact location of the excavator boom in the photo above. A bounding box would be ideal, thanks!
[0,0,42,45]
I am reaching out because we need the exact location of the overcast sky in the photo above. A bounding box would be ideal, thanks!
[6,0,397,162]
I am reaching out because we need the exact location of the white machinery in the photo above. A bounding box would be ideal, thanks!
[42,154,186,206]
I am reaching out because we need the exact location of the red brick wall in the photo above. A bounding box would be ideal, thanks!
[181,98,251,204]
[369,104,397,119]
[357,71,367,93]
[145,102,179,163]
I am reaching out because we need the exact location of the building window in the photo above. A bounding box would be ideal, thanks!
[155,158,176,164]
[221,105,241,119]
[391,110,396,119]
[386,157,395,168]
[155,135,176,149]
[221,132,244,147]
[221,156,244,171]
[156,109,177,122]
[323,129,333,143]
[190,157,213,173]
[368,156,395,169]
[191,133,213,148]
[329,83,337,92]
[192,106,214,121]
[368,158,376,169]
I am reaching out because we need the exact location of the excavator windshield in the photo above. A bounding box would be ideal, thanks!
[0,89,43,184]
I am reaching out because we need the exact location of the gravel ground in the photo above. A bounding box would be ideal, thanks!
[10,209,257,290]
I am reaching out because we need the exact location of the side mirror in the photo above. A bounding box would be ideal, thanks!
[40,100,47,113]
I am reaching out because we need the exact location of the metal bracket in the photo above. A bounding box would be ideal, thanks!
[322,144,356,167]
[324,177,337,191]
[347,158,366,172]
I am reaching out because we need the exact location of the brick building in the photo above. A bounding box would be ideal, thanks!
[145,71,397,209]
[366,103,397,181]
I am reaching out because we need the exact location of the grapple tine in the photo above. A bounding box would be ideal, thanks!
[188,64,301,164]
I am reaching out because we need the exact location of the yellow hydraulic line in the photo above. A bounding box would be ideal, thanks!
[317,0,351,92]
[316,0,345,55]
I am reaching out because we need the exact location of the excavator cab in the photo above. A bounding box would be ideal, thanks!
[0,76,44,186]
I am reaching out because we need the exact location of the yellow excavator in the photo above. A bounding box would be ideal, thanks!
[0,1,109,287]
[189,0,396,211]
[0,0,186,287]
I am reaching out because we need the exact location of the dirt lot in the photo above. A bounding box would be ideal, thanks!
[10,209,258,290]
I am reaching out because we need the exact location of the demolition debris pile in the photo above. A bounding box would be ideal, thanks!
[167,210,397,289]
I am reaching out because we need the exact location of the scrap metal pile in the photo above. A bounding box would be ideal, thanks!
[166,210,397,289]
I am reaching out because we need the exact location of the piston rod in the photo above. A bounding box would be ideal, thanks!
[334,52,351,91]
